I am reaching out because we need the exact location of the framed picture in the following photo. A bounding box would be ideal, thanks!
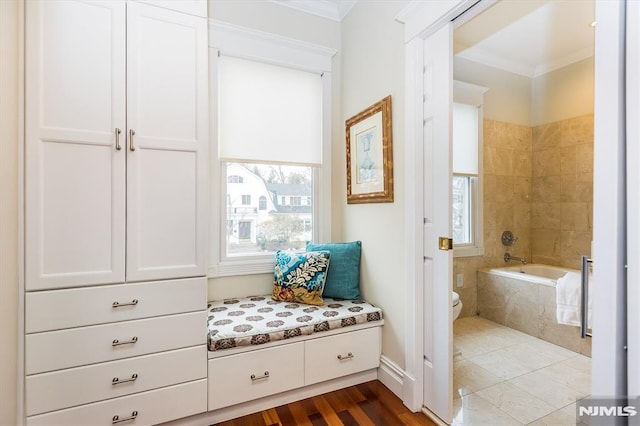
[346,95,393,204]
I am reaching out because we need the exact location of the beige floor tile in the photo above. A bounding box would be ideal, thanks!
[452,317,591,425]
[452,394,523,426]
[454,334,517,359]
[536,356,592,395]
[507,370,588,408]
[453,359,503,399]
[475,382,556,424]
[499,341,574,370]
[560,402,577,418]
[467,348,537,380]
[527,408,576,426]
[522,335,579,360]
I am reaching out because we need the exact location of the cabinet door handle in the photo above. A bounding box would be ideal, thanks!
[112,411,138,424]
[129,129,136,151]
[337,352,353,360]
[112,373,138,385]
[250,371,269,381]
[112,336,138,346]
[115,128,122,151]
[112,299,138,308]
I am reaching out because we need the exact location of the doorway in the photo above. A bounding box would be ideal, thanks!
[451,1,594,423]
[400,0,628,424]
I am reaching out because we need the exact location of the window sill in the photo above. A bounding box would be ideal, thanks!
[208,258,275,278]
[453,246,485,258]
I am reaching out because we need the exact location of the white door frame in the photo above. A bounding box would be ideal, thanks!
[400,0,631,415]
[626,0,640,403]
[397,0,480,417]
[591,0,628,399]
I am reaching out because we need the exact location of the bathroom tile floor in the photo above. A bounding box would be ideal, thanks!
[452,316,591,425]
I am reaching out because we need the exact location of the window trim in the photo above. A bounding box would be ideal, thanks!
[452,81,487,258]
[208,22,336,277]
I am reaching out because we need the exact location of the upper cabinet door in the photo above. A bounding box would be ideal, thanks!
[25,0,127,290]
[125,2,208,282]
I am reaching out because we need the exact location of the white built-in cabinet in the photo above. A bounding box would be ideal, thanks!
[23,0,208,424]
[25,0,208,290]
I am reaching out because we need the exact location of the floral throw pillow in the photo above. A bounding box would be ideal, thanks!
[272,250,331,306]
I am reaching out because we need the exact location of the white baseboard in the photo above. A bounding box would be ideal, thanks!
[377,355,405,399]
[160,369,378,426]
[421,406,448,426]
[402,372,422,412]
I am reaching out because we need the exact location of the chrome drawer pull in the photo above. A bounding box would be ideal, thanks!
[112,299,138,308]
[112,373,138,385]
[250,371,269,381]
[337,352,354,360]
[112,336,138,346]
[112,411,138,424]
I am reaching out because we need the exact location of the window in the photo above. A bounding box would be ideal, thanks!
[210,32,333,278]
[452,81,486,257]
[238,221,252,240]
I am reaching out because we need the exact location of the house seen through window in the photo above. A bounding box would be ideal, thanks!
[224,163,313,255]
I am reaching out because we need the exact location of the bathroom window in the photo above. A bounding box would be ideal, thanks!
[452,81,486,257]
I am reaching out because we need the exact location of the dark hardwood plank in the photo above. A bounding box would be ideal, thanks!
[288,401,314,426]
[274,404,296,425]
[211,380,436,426]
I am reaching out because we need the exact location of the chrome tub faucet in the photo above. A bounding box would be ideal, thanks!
[504,253,527,265]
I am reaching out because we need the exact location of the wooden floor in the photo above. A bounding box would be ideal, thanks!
[212,380,436,426]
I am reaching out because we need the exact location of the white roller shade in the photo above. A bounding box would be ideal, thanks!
[219,55,323,166]
[453,102,479,175]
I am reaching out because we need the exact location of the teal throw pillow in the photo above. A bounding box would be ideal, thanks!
[272,250,331,306]
[306,241,361,300]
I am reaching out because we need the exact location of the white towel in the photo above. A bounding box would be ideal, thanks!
[556,271,593,327]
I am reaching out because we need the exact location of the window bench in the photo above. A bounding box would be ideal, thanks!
[204,296,383,421]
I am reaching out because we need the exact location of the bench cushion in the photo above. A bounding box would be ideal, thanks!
[207,295,382,351]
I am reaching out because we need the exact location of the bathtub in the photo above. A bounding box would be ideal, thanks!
[482,264,578,286]
[476,264,590,356]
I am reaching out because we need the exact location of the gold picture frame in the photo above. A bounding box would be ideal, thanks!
[346,95,393,204]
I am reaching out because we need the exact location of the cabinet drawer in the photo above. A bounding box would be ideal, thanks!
[26,346,206,416]
[26,379,207,426]
[304,327,381,385]
[26,277,206,333]
[208,342,304,410]
[26,311,205,374]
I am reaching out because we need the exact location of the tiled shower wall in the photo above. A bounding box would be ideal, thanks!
[454,114,593,317]
[531,114,594,269]
[454,119,532,318]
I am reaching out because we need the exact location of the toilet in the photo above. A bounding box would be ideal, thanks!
[452,291,462,321]
[452,291,463,358]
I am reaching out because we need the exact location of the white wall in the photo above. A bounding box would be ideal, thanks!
[455,56,595,127]
[0,0,19,424]
[454,56,532,126]
[531,57,594,126]
[207,1,342,299]
[340,0,409,370]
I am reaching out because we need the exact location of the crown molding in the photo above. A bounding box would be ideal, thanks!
[209,20,337,73]
[268,0,357,22]
[457,45,595,79]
